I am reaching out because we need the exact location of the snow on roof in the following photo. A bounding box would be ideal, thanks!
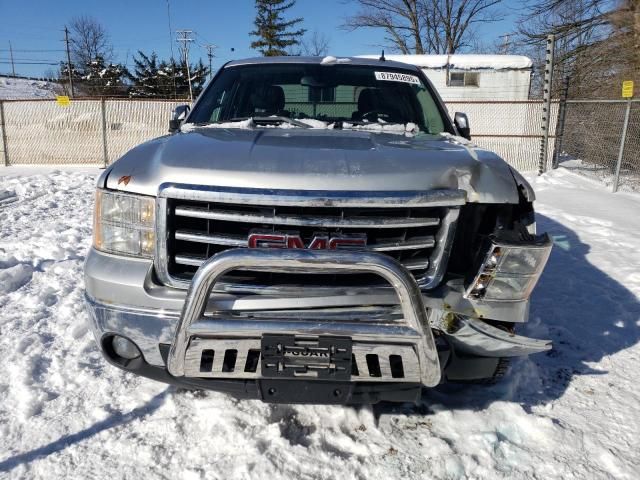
[358,54,533,70]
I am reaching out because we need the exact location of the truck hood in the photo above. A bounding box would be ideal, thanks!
[105,128,523,203]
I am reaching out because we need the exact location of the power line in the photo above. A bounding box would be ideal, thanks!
[0,61,59,65]
[0,57,61,62]
[0,49,64,52]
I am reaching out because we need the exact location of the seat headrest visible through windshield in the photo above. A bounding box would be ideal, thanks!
[357,88,380,113]
[250,85,285,115]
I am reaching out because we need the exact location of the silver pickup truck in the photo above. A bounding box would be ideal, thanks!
[84,56,552,404]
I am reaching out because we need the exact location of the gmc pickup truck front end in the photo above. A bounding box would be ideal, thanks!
[84,56,552,404]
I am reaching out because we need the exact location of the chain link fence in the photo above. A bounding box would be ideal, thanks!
[0,99,183,166]
[554,99,640,192]
[445,101,558,173]
[0,98,556,173]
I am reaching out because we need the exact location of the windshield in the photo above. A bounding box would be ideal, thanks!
[188,63,448,134]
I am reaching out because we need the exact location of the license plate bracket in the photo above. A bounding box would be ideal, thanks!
[261,334,352,381]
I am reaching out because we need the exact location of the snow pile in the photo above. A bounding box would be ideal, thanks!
[0,189,18,207]
[358,54,533,70]
[180,118,256,132]
[558,156,640,193]
[298,118,333,129]
[0,76,60,100]
[344,121,418,135]
[320,56,352,65]
[0,167,639,478]
[181,118,418,134]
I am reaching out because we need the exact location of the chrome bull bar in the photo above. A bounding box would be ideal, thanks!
[167,248,441,387]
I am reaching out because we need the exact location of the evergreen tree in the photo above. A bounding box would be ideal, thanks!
[128,51,209,98]
[59,61,82,95]
[155,59,180,97]
[158,59,209,98]
[82,56,129,96]
[128,51,163,98]
[176,59,209,97]
[250,0,306,56]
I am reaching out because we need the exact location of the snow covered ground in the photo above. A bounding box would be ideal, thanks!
[558,157,640,193]
[0,166,638,479]
[0,77,60,100]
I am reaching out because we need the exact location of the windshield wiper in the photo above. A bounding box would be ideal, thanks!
[228,116,311,128]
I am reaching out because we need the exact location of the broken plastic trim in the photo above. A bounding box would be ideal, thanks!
[434,311,552,357]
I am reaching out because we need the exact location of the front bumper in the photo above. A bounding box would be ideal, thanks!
[85,247,551,403]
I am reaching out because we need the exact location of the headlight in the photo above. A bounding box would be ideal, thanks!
[93,189,155,258]
[465,233,552,301]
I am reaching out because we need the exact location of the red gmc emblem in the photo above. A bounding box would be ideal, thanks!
[248,232,367,250]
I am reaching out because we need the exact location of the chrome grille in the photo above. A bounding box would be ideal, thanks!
[156,186,464,290]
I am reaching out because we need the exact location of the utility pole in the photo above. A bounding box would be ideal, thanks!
[176,30,194,102]
[538,34,555,175]
[498,34,512,55]
[204,44,217,80]
[166,0,177,98]
[8,41,16,76]
[64,27,75,98]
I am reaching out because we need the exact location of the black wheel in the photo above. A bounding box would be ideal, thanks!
[475,357,511,385]
[451,357,511,385]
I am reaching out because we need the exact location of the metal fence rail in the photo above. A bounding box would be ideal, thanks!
[0,98,556,173]
[555,99,640,192]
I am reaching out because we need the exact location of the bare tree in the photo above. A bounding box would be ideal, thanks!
[423,0,503,53]
[301,30,331,56]
[517,0,637,98]
[344,0,503,54]
[344,0,425,54]
[69,16,113,71]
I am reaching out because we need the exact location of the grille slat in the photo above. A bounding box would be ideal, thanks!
[174,205,440,229]
[175,253,430,271]
[175,230,247,247]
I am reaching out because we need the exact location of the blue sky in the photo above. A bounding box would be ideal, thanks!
[0,0,522,77]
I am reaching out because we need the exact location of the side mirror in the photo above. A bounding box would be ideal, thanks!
[454,112,471,140]
[169,104,190,133]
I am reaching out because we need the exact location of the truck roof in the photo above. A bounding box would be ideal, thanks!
[225,55,422,72]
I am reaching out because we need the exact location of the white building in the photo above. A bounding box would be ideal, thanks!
[359,54,533,101]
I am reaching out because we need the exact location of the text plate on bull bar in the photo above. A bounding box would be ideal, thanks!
[261,335,352,380]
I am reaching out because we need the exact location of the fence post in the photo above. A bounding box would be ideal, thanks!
[0,101,8,166]
[539,34,555,175]
[552,75,569,169]
[101,97,109,168]
[612,99,632,193]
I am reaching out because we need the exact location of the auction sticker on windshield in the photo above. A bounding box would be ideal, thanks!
[375,71,420,85]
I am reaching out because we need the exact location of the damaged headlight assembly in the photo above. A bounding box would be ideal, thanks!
[465,232,552,301]
[93,189,155,258]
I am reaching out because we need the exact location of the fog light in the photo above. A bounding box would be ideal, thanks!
[111,335,141,360]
